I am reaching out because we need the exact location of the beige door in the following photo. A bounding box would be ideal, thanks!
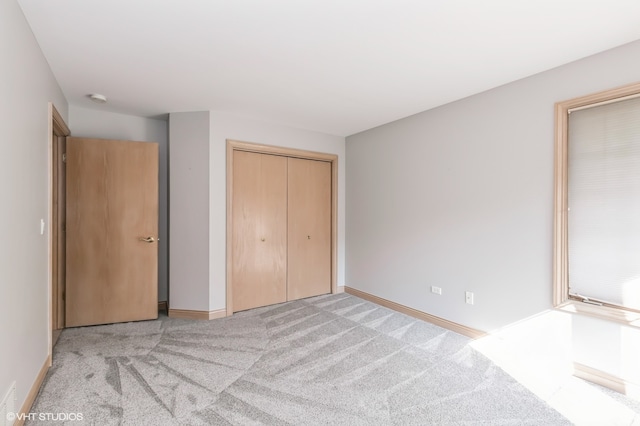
[232,151,288,312]
[66,137,158,327]
[287,158,332,300]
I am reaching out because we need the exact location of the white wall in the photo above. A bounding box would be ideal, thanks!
[207,112,347,311]
[169,112,210,311]
[68,106,169,302]
[0,0,68,413]
[346,39,640,383]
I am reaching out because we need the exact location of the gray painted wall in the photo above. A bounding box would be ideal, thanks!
[346,40,640,382]
[68,106,169,302]
[347,39,640,332]
[0,0,68,411]
[169,112,210,311]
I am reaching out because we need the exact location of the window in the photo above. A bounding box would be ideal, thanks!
[554,82,640,325]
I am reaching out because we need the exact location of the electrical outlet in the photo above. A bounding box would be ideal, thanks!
[431,286,442,295]
[465,291,474,305]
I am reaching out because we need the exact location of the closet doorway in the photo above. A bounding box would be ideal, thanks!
[226,140,338,314]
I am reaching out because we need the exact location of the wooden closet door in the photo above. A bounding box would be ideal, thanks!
[232,151,288,312]
[287,157,332,300]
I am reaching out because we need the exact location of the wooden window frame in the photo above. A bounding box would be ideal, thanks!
[553,81,640,328]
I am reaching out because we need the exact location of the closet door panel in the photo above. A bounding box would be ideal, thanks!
[232,151,287,311]
[287,158,332,300]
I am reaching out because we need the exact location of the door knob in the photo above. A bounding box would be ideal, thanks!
[139,236,156,243]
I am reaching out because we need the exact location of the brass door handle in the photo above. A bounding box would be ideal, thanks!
[139,236,156,243]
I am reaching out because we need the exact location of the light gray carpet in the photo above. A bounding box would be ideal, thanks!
[29,293,571,425]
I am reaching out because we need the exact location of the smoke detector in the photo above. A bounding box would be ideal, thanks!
[88,93,107,104]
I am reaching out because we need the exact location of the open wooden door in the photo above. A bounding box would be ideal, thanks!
[65,137,158,327]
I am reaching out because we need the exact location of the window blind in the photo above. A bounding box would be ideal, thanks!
[567,96,640,311]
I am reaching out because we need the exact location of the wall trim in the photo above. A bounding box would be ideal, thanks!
[168,308,226,320]
[344,286,485,339]
[48,103,70,366]
[15,356,51,426]
[574,362,640,399]
[556,301,640,329]
[158,301,168,312]
[336,286,345,294]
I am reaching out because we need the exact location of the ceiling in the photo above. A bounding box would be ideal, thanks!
[17,0,640,137]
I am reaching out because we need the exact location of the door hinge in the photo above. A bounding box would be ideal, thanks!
[62,153,66,163]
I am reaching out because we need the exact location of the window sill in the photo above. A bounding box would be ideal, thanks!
[556,300,640,329]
